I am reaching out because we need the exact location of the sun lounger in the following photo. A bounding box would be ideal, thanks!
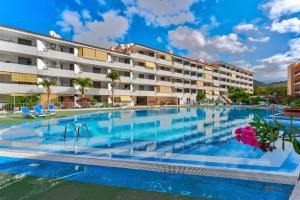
[48,104,56,115]
[21,107,38,118]
[33,105,46,117]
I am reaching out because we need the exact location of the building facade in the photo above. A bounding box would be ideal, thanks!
[0,25,254,106]
[288,62,300,95]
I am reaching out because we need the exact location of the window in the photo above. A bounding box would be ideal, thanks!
[139,85,144,90]
[94,82,101,88]
[93,67,101,74]
[70,64,74,70]
[69,48,74,54]
[139,74,145,79]
[0,72,12,83]
[18,38,32,46]
[149,75,155,80]
[18,57,32,65]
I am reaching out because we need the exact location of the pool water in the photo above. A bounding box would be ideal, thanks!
[0,107,299,174]
[0,156,294,200]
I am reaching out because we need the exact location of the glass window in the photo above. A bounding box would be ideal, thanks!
[18,38,32,46]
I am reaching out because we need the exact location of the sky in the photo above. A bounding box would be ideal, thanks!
[0,0,299,83]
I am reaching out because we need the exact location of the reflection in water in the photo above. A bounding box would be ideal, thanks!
[0,108,268,159]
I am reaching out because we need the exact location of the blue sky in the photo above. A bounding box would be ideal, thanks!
[0,0,299,82]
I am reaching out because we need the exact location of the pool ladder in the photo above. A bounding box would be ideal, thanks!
[64,123,91,140]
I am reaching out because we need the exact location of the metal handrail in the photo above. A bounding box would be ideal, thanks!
[64,122,91,141]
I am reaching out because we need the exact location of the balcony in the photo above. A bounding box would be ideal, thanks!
[0,62,37,74]
[131,53,156,62]
[132,78,156,85]
[156,80,172,87]
[156,69,173,76]
[132,65,155,74]
[156,58,172,66]
[173,82,184,88]
[108,61,131,71]
[0,83,38,94]
[86,88,109,95]
[38,49,75,62]
[0,39,37,56]
[119,76,132,83]
[132,90,156,96]
[113,89,132,96]
[79,71,107,81]
[39,67,75,78]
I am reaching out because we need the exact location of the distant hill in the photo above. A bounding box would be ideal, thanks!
[254,80,266,87]
[254,80,287,87]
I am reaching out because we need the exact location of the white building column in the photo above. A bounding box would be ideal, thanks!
[37,58,46,70]
[74,63,81,73]
[36,39,46,51]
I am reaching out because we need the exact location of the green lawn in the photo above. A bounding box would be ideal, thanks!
[0,173,203,200]
[0,109,100,126]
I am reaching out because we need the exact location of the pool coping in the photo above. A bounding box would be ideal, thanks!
[0,148,298,185]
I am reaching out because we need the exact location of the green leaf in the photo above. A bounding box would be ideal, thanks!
[292,139,300,155]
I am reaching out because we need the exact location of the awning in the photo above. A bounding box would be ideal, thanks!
[204,74,212,80]
[120,96,132,102]
[204,65,212,71]
[145,61,156,69]
[11,93,35,96]
[95,50,108,61]
[197,81,204,86]
[165,54,172,61]
[214,90,220,95]
[11,73,37,83]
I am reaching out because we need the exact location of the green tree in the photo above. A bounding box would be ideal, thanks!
[106,69,120,107]
[196,91,206,103]
[228,87,251,104]
[38,79,57,105]
[74,78,93,98]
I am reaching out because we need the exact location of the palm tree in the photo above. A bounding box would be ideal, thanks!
[73,77,93,98]
[38,79,57,105]
[106,69,120,107]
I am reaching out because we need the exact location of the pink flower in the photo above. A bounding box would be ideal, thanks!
[234,125,260,148]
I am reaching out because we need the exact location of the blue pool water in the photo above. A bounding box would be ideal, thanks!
[0,156,294,200]
[0,107,299,174]
[0,107,299,199]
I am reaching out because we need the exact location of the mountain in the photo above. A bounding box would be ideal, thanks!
[254,80,287,87]
[254,80,266,87]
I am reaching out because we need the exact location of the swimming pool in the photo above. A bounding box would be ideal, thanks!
[0,107,299,198]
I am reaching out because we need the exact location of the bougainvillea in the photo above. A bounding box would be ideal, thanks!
[235,115,300,154]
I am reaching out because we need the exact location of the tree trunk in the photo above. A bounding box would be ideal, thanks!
[111,81,114,107]
[47,87,50,107]
[82,87,85,99]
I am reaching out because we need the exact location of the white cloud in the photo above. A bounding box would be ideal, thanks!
[57,10,129,47]
[122,0,197,27]
[262,0,300,20]
[234,23,257,32]
[248,36,270,42]
[168,26,249,60]
[75,0,81,5]
[98,0,106,5]
[82,9,91,20]
[156,36,163,43]
[252,37,300,81]
[271,17,300,33]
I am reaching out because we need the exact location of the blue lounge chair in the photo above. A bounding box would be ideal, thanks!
[33,105,46,117]
[223,103,227,106]
[237,103,241,106]
[21,107,38,118]
[230,103,234,106]
[48,104,56,115]
[37,104,43,112]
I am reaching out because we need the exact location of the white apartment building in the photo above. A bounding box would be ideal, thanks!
[0,24,253,106]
